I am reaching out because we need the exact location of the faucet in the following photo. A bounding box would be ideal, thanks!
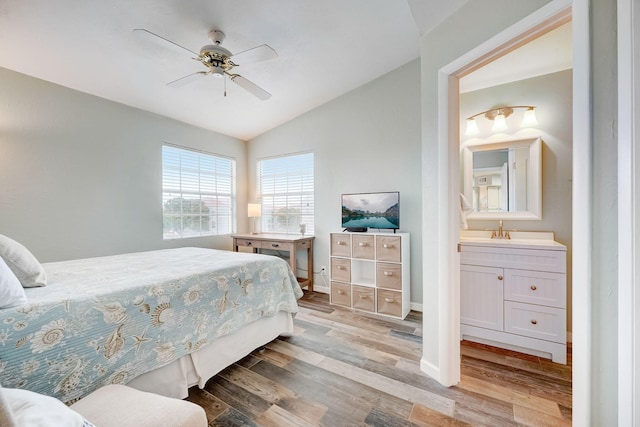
[491,220,511,239]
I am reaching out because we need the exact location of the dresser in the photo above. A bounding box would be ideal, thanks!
[231,233,314,291]
[330,232,410,319]
[459,232,567,364]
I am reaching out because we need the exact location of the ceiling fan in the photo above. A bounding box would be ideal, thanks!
[134,28,277,100]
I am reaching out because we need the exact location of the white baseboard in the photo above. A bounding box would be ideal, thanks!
[420,357,440,380]
[410,302,423,312]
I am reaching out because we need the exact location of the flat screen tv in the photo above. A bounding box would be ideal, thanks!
[341,191,400,231]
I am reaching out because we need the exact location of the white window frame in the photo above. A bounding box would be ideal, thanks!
[257,152,314,235]
[162,143,236,239]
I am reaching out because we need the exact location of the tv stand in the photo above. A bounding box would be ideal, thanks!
[344,227,368,233]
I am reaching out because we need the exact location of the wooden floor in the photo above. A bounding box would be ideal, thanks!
[186,291,572,426]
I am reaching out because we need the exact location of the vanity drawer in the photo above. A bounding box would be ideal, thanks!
[352,235,375,259]
[376,262,402,290]
[331,282,351,308]
[331,258,351,282]
[377,289,402,317]
[460,245,566,273]
[352,285,375,312]
[504,269,566,308]
[235,238,263,249]
[504,301,566,343]
[331,233,351,257]
[376,236,401,262]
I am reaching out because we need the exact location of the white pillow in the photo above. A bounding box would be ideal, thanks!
[0,257,27,309]
[2,387,94,427]
[0,234,47,287]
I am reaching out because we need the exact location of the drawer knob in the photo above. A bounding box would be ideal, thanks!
[358,242,367,247]
[246,242,252,246]
[384,297,394,303]
[530,285,537,291]
[360,294,370,299]
[272,243,279,248]
[337,241,346,245]
[497,275,503,281]
[383,271,393,276]
[337,290,344,295]
[530,319,538,325]
[337,265,345,270]
[383,244,394,249]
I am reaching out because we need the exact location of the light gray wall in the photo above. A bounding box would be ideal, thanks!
[0,67,248,262]
[420,0,620,423]
[460,70,573,334]
[248,59,423,304]
[419,0,552,374]
[590,0,618,423]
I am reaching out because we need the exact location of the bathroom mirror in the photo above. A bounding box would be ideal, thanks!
[461,136,542,220]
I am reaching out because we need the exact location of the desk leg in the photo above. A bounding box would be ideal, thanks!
[288,244,297,282]
[307,244,313,292]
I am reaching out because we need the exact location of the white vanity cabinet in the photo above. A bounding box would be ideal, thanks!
[460,235,567,364]
[330,232,410,319]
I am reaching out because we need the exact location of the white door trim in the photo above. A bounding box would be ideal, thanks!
[434,0,591,422]
[617,0,639,423]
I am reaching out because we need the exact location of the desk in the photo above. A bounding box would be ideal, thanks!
[231,233,315,291]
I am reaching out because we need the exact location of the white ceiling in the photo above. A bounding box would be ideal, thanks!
[0,0,462,141]
[0,1,571,140]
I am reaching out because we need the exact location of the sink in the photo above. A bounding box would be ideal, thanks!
[459,230,565,249]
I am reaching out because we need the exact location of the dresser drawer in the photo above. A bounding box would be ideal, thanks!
[377,289,402,317]
[376,236,401,262]
[352,235,375,259]
[331,258,351,282]
[235,238,263,249]
[504,301,566,343]
[331,233,351,257]
[352,285,375,312]
[504,269,566,308]
[376,262,402,290]
[331,282,351,307]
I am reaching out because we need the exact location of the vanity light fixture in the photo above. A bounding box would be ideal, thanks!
[465,105,537,135]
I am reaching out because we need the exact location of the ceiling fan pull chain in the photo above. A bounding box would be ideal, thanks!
[224,74,227,97]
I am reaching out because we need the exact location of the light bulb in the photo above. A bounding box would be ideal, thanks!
[521,107,538,127]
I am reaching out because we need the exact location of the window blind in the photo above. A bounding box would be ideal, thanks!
[162,144,236,239]
[257,152,314,235]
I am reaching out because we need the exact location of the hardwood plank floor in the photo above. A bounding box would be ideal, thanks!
[186,291,572,426]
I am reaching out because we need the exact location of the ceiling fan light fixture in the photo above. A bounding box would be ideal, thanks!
[211,67,225,78]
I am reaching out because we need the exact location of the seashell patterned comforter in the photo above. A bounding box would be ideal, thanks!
[0,247,303,403]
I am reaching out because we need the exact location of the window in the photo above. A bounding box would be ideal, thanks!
[257,152,314,234]
[162,144,236,239]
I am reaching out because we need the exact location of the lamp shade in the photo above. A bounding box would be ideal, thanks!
[248,203,261,217]
[492,113,507,132]
[465,118,479,136]
[521,107,538,127]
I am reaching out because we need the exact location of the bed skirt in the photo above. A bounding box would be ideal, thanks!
[125,311,295,399]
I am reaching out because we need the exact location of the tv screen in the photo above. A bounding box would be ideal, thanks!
[341,192,400,230]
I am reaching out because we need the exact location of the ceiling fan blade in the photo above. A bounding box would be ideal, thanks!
[231,44,278,64]
[167,71,208,87]
[133,28,198,56]
[230,75,272,100]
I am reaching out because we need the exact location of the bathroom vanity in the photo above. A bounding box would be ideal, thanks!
[459,231,567,364]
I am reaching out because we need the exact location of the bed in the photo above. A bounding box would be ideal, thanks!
[0,247,303,404]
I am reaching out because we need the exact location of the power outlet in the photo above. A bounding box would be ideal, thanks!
[320,265,327,275]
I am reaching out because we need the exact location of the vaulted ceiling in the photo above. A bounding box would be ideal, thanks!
[0,1,570,140]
